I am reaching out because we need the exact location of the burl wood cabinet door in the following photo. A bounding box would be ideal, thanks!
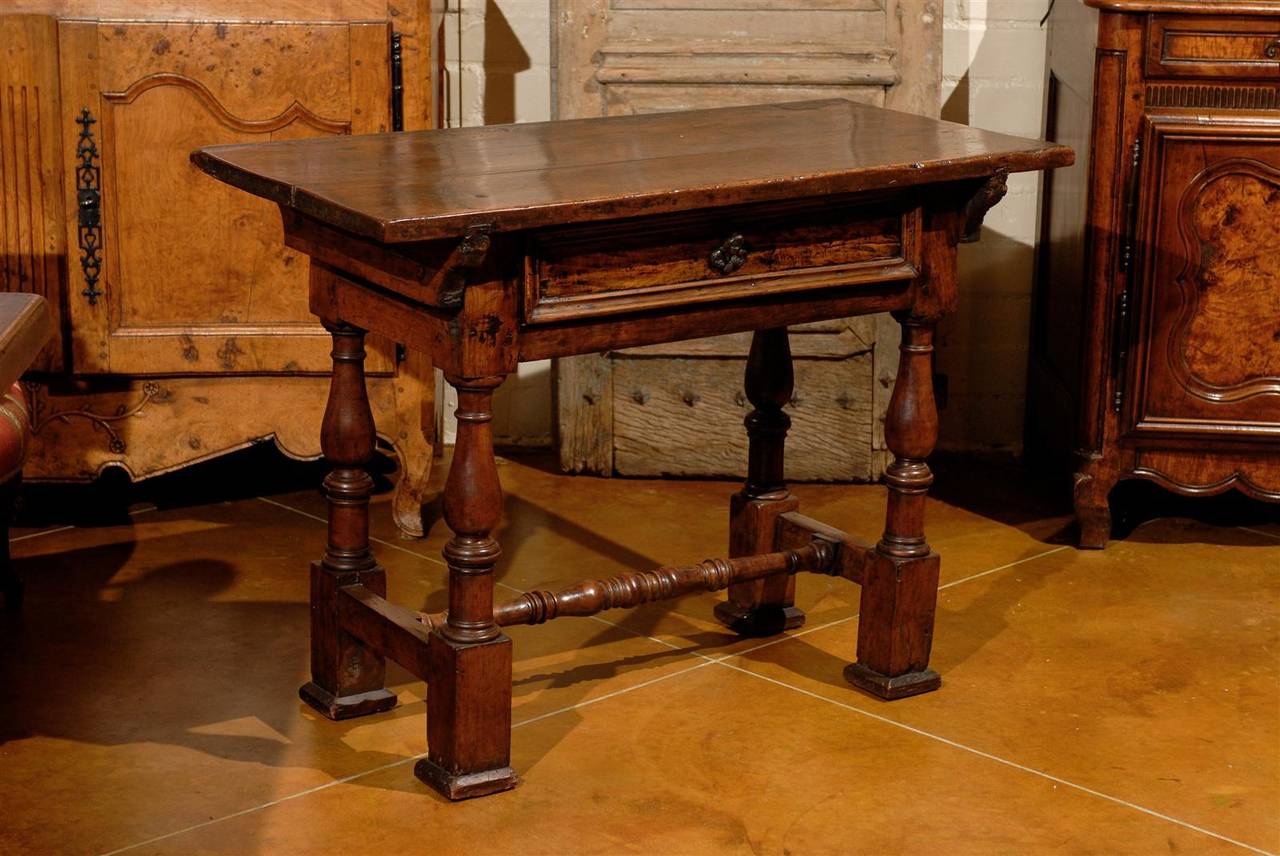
[58,19,395,375]
[1125,113,1280,440]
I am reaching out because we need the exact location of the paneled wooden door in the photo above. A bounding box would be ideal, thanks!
[551,0,941,476]
[1124,112,1280,440]
[58,19,396,376]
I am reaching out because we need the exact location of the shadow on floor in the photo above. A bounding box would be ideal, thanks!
[15,441,399,530]
[1110,480,1279,545]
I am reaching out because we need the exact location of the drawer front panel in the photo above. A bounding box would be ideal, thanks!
[1147,16,1280,79]
[524,197,918,324]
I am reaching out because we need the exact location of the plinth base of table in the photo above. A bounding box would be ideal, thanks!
[713,601,806,637]
[299,682,398,721]
[415,757,519,801]
[843,663,941,700]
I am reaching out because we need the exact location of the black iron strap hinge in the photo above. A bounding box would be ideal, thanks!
[1112,288,1129,413]
[1119,136,1142,275]
[390,31,404,132]
[1111,136,1143,413]
[74,107,103,306]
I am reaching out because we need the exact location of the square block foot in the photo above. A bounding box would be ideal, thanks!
[415,757,518,800]
[843,663,941,700]
[714,601,806,638]
[299,682,398,721]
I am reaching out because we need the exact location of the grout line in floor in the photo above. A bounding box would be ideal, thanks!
[9,524,75,543]
[258,496,451,571]
[713,659,1275,856]
[511,657,716,730]
[1239,526,1279,542]
[252,493,1271,852]
[9,504,161,545]
[98,657,718,856]
[706,542,1074,664]
[262,494,1074,668]
[99,498,1269,855]
[261,495,713,665]
[936,544,1072,591]
[497,538,1273,853]
[258,496,536,603]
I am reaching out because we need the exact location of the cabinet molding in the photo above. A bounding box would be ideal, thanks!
[2,3,441,536]
[1034,0,1280,548]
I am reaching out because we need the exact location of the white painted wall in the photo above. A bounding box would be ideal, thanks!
[937,0,1052,453]
[440,0,1053,454]
[439,0,555,446]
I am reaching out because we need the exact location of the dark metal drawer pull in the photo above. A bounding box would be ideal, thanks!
[1264,39,1280,59]
[709,233,747,274]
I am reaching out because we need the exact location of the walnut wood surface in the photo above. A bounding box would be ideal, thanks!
[192,99,1071,242]
[1033,0,1280,549]
[716,328,805,637]
[1,2,440,537]
[525,197,910,324]
[417,542,833,632]
[299,322,396,721]
[200,97,1071,797]
[1147,15,1280,80]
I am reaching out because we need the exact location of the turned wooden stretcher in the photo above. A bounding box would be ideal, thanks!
[193,99,1072,799]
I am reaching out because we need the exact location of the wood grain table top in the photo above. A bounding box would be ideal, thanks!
[191,99,1073,244]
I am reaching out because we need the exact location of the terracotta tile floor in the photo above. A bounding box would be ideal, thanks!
[1,449,1277,855]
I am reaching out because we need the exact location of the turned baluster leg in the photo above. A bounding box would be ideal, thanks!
[299,322,398,719]
[845,316,943,699]
[715,327,804,637]
[416,374,518,800]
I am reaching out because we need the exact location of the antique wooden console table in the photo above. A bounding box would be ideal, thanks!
[193,100,1071,800]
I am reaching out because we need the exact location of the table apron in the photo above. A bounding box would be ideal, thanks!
[311,261,916,370]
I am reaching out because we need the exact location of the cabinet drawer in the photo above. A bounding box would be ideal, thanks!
[1147,16,1280,79]
[523,197,918,324]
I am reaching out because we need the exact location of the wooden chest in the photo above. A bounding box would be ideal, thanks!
[1031,0,1280,547]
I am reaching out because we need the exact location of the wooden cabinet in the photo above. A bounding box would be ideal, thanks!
[1031,0,1280,548]
[0,2,442,535]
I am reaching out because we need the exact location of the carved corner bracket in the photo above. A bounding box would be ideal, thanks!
[960,168,1009,243]
[437,225,494,310]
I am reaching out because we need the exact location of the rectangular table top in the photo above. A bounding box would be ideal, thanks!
[192,98,1072,244]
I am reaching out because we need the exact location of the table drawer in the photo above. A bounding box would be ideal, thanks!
[523,197,918,324]
[1147,16,1280,79]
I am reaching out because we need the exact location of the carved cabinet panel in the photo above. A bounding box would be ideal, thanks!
[1032,0,1280,549]
[1128,115,1280,438]
[1,2,442,537]
[59,19,395,375]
